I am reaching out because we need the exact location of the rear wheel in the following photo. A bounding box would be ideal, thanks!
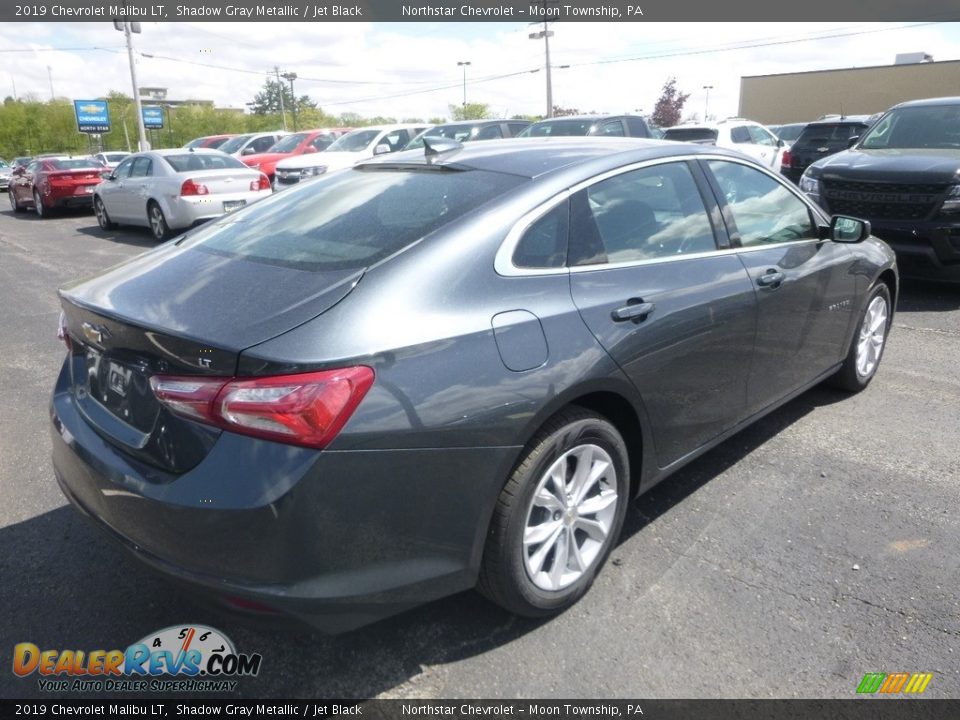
[148,201,171,241]
[478,407,630,617]
[94,196,116,230]
[830,283,892,392]
[33,189,50,218]
[9,187,24,213]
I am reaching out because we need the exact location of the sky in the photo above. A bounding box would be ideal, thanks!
[2,21,960,123]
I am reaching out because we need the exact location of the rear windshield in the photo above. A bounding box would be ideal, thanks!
[519,119,597,137]
[662,128,719,143]
[218,134,254,154]
[48,159,99,170]
[163,154,247,172]
[860,105,960,150]
[795,123,866,146]
[104,153,128,162]
[180,167,527,272]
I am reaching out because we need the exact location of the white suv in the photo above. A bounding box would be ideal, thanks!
[274,124,427,188]
[663,119,785,170]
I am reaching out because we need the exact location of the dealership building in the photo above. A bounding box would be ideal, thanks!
[739,54,960,124]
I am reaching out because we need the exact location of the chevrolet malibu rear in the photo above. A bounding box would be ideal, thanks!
[53,139,896,632]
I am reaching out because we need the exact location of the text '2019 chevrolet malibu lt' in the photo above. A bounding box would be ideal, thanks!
[52,138,897,632]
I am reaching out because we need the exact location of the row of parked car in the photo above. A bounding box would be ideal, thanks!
[8,97,960,282]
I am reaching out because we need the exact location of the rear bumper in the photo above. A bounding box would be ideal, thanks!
[165,190,272,230]
[50,365,513,633]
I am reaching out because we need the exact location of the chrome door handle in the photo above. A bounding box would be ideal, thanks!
[757,270,785,288]
[611,301,656,323]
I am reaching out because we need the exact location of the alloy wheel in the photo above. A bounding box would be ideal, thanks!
[149,205,167,240]
[33,190,43,217]
[522,443,619,591]
[856,295,888,378]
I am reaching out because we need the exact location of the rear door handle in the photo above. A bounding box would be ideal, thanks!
[611,300,656,323]
[756,269,785,288]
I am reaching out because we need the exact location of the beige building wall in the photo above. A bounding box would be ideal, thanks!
[739,60,960,124]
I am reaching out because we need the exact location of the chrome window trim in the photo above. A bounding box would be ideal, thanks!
[495,153,829,278]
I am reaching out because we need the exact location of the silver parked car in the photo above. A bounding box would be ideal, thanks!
[93,149,272,241]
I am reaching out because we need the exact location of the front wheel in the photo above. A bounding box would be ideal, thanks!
[148,202,172,241]
[829,283,892,392]
[478,407,630,617]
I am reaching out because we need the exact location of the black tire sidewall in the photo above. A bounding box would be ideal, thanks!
[501,417,630,613]
[848,283,892,389]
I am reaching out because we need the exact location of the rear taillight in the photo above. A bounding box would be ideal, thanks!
[781,150,792,169]
[57,311,71,351]
[250,173,270,191]
[180,179,209,196]
[149,367,374,449]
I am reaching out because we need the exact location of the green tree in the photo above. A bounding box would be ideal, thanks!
[249,79,316,117]
[449,102,490,121]
[651,78,690,129]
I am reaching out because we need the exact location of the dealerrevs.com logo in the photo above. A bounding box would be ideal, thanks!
[13,625,262,693]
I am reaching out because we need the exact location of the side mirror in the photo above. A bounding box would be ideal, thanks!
[101,170,112,179]
[373,143,392,156]
[777,138,785,148]
[302,146,318,154]
[847,136,860,148]
[241,146,256,155]
[830,215,871,243]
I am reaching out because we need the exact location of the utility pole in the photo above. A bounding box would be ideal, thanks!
[113,17,149,151]
[703,85,714,122]
[282,71,298,131]
[273,66,288,131]
[457,61,471,109]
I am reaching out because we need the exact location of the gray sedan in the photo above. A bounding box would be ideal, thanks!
[53,138,896,632]
[93,148,272,241]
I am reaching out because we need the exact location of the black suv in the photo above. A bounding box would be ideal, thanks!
[801,97,960,281]
[781,116,873,183]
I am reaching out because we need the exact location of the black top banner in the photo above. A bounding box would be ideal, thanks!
[7,0,960,22]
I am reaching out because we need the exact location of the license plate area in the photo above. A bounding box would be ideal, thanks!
[223,200,246,213]
[83,346,158,433]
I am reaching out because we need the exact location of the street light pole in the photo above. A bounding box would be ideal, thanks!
[703,85,714,122]
[113,17,149,151]
[282,71,298,131]
[457,61,471,108]
[529,11,557,118]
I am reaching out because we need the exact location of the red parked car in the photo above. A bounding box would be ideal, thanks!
[240,128,349,182]
[183,134,237,150]
[8,156,105,217]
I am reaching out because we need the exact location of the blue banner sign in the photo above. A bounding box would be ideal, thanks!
[142,106,164,129]
[74,100,110,134]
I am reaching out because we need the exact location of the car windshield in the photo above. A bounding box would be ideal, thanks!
[796,123,865,146]
[185,137,213,149]
[163,153,248,172]
[49,159,99,170]
[267,133,309,153]
[405,125,477,150]
[859,105,960,150]
[327,129,381,153]
[218,134,254,154]
[180,167,527,272]
[519,119,597,137]
[662,128,719,143]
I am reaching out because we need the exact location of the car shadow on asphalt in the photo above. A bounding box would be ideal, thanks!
[75,224,158,249]
[0,386,849,700]
[896,278,960,313]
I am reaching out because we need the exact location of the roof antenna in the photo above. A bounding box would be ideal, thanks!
[423,136,463,158]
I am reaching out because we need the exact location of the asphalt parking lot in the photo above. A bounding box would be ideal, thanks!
[0,206,958,701]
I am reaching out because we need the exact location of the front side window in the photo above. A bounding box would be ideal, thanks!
[597,120,625,137]
[730,126,751,144]
[707,160,816,247]
[569,162,718,265]
[474,124,503,140]
[112,157,135,178]
[129,157,152,178]
[747,126,777,146]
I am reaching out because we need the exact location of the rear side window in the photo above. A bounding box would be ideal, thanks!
[513,201,568,269]
[182,168,526,272]
[164,154,247,172]
[474,124,504,140]
[569,162,717,265]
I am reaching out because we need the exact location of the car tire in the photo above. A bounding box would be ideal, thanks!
[9,188,24,213]
[829,282,892,392]
[94,196,116,230]
[147,201,172,241]
[33,189,50,218]
[478,407,630,617]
